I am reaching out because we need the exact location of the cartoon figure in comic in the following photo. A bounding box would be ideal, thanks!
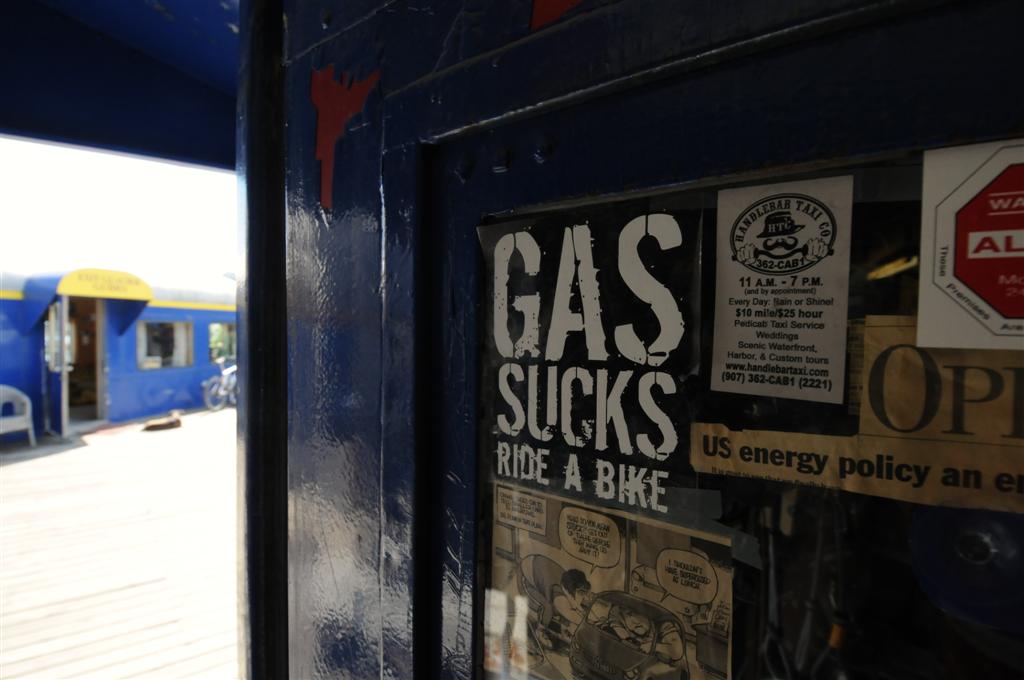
[518,554,595,651]
[486,488,734,680]
[569,591,689,680]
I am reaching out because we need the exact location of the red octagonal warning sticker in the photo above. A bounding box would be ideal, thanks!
[922,139,1024,348]
[953,163,1024,319]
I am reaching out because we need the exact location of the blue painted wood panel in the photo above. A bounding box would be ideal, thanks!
[276,0,1024,677]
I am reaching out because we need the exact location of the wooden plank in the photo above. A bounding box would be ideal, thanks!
[0,410,239,679]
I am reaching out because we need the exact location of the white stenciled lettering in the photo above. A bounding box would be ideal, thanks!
[595,459,616,500]
[564,452,582,491]
[492,231,542,359]
[615,214,685,366]
[497,362,525,436]
[637,371,678,460]
[546,225,609,362]
[497,361,680,456]
[526,364,558,442]
[560,367,594,447]
[496,441,512,477]
[595,368,633,454]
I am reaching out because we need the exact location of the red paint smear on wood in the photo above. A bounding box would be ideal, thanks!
[531,0,583,30]
[310,65,380,210]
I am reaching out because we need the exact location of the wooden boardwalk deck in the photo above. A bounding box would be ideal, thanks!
[0,410,239,679]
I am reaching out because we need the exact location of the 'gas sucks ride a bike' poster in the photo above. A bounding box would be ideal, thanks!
[477,207,733,680]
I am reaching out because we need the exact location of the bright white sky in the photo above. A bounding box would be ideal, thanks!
[0,135,238,290]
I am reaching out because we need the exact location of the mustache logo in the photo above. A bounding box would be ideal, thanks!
[731,193,838,274]
[761,236,800,252]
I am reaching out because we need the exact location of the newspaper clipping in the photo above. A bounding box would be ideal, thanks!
[484,484,734,680]
[693,317,1024,512]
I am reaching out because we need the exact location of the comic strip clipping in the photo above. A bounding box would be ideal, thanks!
[484,485,734,680]
[479,210,739,679]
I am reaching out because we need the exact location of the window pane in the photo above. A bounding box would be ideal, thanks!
[477,160,1024,680]
[66,320,77,366]
[208,323,237,362]
[44,305,59,371]
[137,322,194,369]
[42,304,76,369]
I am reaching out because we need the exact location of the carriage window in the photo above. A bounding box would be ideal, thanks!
[137,321,194,369]
[208,322,237,362]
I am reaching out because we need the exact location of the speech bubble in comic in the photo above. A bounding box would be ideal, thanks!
[656,549,718,604]
[495,486,547,535]
[558,507,621,569]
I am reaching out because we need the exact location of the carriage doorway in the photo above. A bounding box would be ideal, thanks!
[66,296,106,433]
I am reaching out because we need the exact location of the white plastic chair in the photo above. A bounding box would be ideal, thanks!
[0,385,36,447]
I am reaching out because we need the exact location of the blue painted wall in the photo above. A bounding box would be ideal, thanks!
[105,305,234,422]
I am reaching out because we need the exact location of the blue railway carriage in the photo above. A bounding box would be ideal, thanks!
[1,268,236,442]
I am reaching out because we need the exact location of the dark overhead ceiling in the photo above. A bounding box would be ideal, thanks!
[0,1,239,168]
[37,0,240,94]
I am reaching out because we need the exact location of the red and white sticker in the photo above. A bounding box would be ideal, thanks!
[919,139,1024,349]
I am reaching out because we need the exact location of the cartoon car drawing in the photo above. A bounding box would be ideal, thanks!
[569,591,689,680]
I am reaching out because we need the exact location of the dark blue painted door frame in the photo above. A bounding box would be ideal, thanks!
[257,1,1024,678]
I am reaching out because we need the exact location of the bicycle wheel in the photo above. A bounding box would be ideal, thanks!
[204,377,228,410]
